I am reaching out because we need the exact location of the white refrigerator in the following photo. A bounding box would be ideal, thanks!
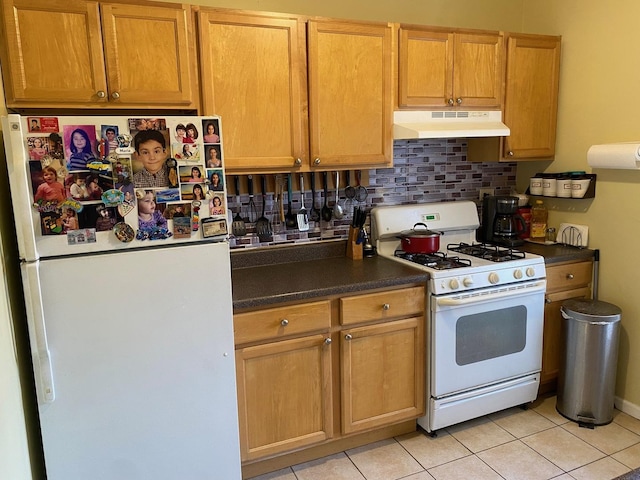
[1,114,241,479]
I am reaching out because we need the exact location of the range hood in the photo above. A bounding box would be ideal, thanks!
[393,110,510,139]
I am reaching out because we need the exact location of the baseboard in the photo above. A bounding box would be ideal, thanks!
[615,395,640,420]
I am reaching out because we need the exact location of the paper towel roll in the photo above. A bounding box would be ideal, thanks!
[587,142,640,169]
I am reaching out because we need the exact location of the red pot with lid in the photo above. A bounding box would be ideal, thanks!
[397,223,441,253]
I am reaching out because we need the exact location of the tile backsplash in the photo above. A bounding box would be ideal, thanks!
[229,138,517,249]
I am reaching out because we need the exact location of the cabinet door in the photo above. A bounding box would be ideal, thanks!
[341,317,424,434]
[235,334,333,461]
[453,32,503,108]
[100,3,194,107]
[198,11,308,171]
[0,0,107,106]
[308,20,393,168]
[398,28,452,108]
[503,34,561,159]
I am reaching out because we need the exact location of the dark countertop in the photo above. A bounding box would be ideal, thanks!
[231,240,596,311]
[519,242,596,264]
[231,241,429,310]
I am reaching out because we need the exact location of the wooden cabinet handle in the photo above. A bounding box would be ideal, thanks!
[324,337,332,345]
[456,97,462,105]
[294,158,302,166]
[96,90,106,98]
[314,158,321,165]
[344,334,353,341]
[566,273,574,280]
[111,92,120,100]
[280,319,289,326]
[382,303,390,310]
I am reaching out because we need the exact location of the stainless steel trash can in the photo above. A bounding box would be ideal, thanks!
[556,298,621,427]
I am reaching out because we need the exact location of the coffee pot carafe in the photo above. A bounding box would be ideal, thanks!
[479,195,526,247]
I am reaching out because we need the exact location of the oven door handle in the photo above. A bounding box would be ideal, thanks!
[435,281,546,307]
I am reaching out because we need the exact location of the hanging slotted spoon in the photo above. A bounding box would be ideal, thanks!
[332,171,344,219]
[256,175,273,242]
[309,171,321,222]
[297,174,309,231]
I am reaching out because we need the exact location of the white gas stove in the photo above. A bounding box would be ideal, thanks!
[371,201,547,433]
[371,201,546,295]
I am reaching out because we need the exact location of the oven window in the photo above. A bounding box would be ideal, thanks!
[456,306,527,366]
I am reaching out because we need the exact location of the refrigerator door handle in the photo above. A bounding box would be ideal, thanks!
[22,262,55,403]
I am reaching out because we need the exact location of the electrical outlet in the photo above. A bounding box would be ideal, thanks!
[479,188,495,199]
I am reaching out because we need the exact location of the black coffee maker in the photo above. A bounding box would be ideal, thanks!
[479,195,526,247]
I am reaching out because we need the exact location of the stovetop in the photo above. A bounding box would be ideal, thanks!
[371,201,546,295]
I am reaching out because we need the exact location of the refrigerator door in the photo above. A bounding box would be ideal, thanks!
[24,242,240,480]
[2,114,228,261]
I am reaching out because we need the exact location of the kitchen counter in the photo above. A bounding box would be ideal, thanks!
[230,240,595,311]
[231,241,429,310]
[520,242,596,264]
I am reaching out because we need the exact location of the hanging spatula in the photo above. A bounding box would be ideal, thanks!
[256,175,273,242]
[231,175,246,237]
[297,174,309,231]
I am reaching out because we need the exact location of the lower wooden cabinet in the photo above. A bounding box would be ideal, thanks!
[233,285,426,464]
[341,317,425,434]
[235,334,333,461]
[540,260,593,394]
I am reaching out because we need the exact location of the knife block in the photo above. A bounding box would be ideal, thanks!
[346,227,363,260]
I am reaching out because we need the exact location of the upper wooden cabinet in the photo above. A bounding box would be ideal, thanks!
[197,10,308,172]
[398,27,504,109]
[503,33,561,159]
[0,0,196,109]
[307,20,393,169]
[198,10,393,172]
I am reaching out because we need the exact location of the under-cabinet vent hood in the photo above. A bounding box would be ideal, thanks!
[393,110,510,139]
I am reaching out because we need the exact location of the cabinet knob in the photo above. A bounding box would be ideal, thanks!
[508,151,514,157]
[314,158,321,165]
[324,337,332,345]
[96,90,106,98]
[447,98,454,106]
[344,334,353,341]
[545,297,552,304]
[566,273,574,280]
[111,91,120,100]
[382,303,390,311]
[280,319,289,326]
[294,158,302,166]
[456,97,462,105]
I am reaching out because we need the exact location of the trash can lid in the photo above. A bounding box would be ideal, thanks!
[561,298,622,323]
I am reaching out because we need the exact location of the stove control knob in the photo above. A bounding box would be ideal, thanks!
[449,278,460,290]
[526,267,536,277]
[488,272,499,284]
[463,277,474,287]
[513,269,523,280]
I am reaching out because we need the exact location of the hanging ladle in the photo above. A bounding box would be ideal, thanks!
[332,171,344,219]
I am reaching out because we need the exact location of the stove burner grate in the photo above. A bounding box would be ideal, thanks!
[447,242,526,262]
[394,250,472,270]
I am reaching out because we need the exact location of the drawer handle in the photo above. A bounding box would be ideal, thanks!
[566,273,574,280]
[344,334,353,341]
[280,319,289,326]
[545,297,552,304]
[382,303,390,311]
[324,337,332,345]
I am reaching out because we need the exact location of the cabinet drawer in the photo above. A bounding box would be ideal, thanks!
[234,301,331,345]
[546,261,593,293]
[340,286,425,326]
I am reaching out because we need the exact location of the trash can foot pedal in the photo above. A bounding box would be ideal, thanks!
[577,415,596,429]
[578,421,595,429]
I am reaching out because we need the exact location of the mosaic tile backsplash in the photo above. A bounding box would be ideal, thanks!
[228,138,517,249]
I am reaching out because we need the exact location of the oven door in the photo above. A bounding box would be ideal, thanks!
[430,280,546,398]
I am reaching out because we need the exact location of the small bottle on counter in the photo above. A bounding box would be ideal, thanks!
[530,200,548,240]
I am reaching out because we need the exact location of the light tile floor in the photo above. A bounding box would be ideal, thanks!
[248,396,640,480]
